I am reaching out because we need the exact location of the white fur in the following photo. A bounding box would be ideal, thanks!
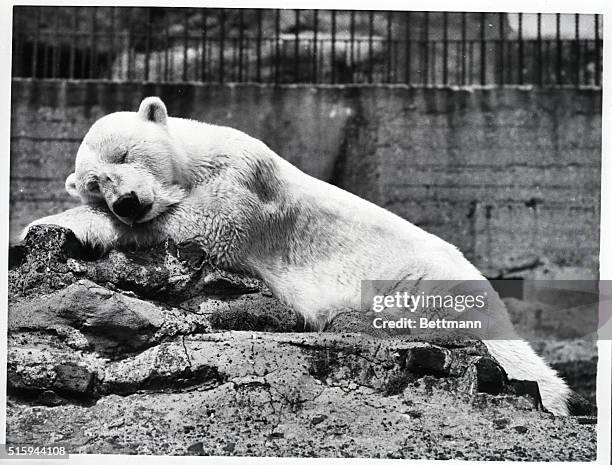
[24,97,570,415]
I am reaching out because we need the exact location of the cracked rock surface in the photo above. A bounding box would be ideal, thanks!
[6,226,597,460]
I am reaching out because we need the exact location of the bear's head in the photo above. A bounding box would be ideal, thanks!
[66,97,187,225]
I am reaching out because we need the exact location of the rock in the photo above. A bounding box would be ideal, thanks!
[9,280,166,355]
[311,414,327,425]
[7,347,102,397]
[5,225,598,460]
[472,357,507,395]
[5,331,511,403]
[576,417,597,425]
[187,442,205,455]
[8,226,91,300]
[513,425,528,434]
[37,390,66,407]
[493,418,510,429]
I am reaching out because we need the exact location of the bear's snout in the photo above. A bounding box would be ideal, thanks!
[112,191,147,220]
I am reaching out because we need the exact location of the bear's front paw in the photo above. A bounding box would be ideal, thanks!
[21,208,120,252]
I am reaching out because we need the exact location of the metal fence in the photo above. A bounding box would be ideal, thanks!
[11,7,603,87]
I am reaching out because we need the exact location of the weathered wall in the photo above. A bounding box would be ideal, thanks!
[10,80,601,279]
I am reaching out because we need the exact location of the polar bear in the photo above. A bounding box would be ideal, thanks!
[24,96,571,415]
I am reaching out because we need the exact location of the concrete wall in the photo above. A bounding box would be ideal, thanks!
[10,80,601,279]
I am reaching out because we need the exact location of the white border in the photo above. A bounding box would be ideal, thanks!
[0,1,610,465]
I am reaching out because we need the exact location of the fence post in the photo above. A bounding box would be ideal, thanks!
[518,13,523,85]
[595,14,600,86]
[368,11,374,83]
[274,9,280,84]
[461,12,466,86]
[201,9,208,82]
[556,13,562,85]
[294,10,300,83]
[256,9,262,83]
[313,10,319,83]
[331,10,337,84]
[574,13,580,87]
[219,9,225,83]
[480,12,486,85]
[144,7,151,81]
[499,13,505,86]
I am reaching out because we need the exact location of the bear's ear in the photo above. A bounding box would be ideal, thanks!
[65,173,80,199]
[138,96,168,125]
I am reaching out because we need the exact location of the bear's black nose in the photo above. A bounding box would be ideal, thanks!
[112,191,141,218]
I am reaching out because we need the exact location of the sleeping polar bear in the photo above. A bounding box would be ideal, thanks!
[24,96,571,415]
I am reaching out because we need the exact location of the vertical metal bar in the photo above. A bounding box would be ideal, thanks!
[238,9,244,81]
[274,9,280,84]
[469,40,474,84]
[331,10,337,83]
[69,7,77,79]
[456,41,461,83]
[461,12,466,86]
[52,8,60,78]
[232,37,237,81]
[480,12,486,85]
[194,33,200,81]
[294,9,300,82]
[319,36,325,83]
[164,11,170,81]
[41,18,48,78]
[423,11,429,85]
[545,39,551,86]
[101,8,110,80]
[556,13,562,85]
[256,9,262,82]
[244,36,250,82]
[430,32,436,85]
[14,16,23,76]
[109,7,116,80]
[518,13,523,84]
[595,14,600,86]
[537,13,542,85]
[31,8,40,78]
[499,12,505,86]
[349,11,355,73]
[404,11,411,83]
[313,10,318,83]
[368,10,374,83]
[183,9,189,82]
[386,11,392,83]
[442,12,448,85]
[42,9,50,77]
[13,22,22,77]
[127,8,135,80]
[574,13,580,86]
[201,9,208,82]
[90,8,97,78]
[144,7,151,81]
[393,36,399,83]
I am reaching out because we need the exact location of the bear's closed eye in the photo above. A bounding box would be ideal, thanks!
[118,151,128,163]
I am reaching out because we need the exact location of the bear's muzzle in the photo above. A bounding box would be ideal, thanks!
[112,191,152,222]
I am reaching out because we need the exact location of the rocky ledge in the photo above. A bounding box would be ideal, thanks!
[6,226,597,460]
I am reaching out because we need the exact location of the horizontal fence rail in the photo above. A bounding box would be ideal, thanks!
[12,7,603,87]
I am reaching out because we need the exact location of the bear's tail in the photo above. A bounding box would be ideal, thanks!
[483,339,571,416]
